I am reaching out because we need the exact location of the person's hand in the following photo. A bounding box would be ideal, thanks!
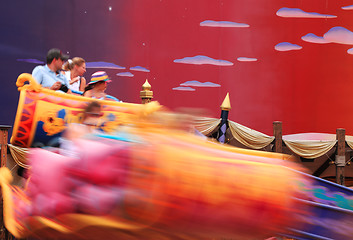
[70,77,80,85]
[50,81,62,90]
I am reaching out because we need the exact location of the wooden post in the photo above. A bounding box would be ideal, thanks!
[218,93,231,144]
[335,128,345,185]
[0,126,11,167]
[0,125,11,240]
[273,121,282,153]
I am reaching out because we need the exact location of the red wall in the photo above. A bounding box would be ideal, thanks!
[4,0,353,136]
[119,0,353,135]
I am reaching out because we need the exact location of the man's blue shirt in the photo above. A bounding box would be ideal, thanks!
[32,65,69,92]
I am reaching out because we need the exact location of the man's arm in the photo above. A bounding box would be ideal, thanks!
[60,74,73,94]
[32,66,60,90]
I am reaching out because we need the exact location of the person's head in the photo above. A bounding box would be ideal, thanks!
[82,101,102,125]
[46,48,69,72]
[93,81,107,91]
[62,57,86,76]
[84,71,111,92]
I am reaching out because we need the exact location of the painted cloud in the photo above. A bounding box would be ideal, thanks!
[129,66,150,72]
[172,87,195,91]
[117,72,134,77]
[275,42,302,51]
[174,55,233,66]
[301,33,330,44]
[180,80,220,87]
[17,58,44,64]
[276,7,336,18]
[237,57,258,62]
[86,61,125,69]
[342,5,353,10]
[200,20,249,28]
[347,48,353,55]
[323,27,353,45]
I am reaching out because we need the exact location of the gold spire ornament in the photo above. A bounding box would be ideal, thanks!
[220,92,231,111]
[140,79,153,104]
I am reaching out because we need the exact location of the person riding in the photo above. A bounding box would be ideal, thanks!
[60,101,103,157]
[83,71,111,100]
[62,57,87,92]
[32,48,72,94]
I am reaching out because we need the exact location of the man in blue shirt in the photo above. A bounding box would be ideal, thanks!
[32,48,72,93]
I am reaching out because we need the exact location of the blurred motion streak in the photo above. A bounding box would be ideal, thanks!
[1,123,313,239]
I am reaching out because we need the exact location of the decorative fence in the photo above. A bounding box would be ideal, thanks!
[193,93,353,186]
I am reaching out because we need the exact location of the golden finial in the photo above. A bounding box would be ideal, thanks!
[220,92,231,111]
[140,79,153,104]
[142,79,151,91]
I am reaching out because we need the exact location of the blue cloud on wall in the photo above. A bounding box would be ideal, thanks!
[301,33,329,44]
[342,5,353,10]
[172,86,195,91]
[323,26,353,45]
[129,66,150,72]
[180,80,220,87]
[237,57,258,62]
[200,20,249,28]
[347,48,353,54]
[174,55,233,66]
[86,61,125,69]
[117,72,134,77]
[275,42,302,51]
[17,58,44,64]
[276,7,336,18]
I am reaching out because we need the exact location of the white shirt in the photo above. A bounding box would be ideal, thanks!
[32,65,69,93]
[64,71,81,92]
